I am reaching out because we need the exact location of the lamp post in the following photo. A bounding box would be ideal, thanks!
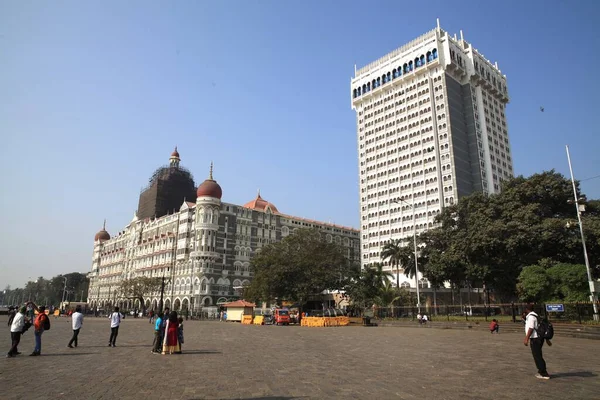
[565,145,598,321]
[391,198,421,312]
[61,277,68,311]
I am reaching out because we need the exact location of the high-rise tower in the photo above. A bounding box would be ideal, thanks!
[351,23,513,279]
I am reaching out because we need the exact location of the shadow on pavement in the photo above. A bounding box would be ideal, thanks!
[40,353,97,357]
[85,344,149,348]
[551,371,597,379]
[192,397,307,400]
[180,350,222,355]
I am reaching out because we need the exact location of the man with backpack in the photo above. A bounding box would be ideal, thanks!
[30,304,50,356]
[523,304,550,380]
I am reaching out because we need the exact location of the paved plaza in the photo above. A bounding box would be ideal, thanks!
[1,316,599,399]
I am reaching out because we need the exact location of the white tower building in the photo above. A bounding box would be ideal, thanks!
[351,23,513,282]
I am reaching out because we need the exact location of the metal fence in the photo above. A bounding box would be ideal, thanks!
[367,302,599,323]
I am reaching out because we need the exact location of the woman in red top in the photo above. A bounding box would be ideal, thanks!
[162,311,180,354]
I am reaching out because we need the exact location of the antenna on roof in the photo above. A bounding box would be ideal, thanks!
[103,219,106,230]
[209,161,213,180]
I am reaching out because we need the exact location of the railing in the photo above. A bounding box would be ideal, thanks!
[355,302,599,323]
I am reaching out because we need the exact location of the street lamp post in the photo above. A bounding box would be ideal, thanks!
[61,277,68,311]
[391,198,421,312]
[566,145,599,321]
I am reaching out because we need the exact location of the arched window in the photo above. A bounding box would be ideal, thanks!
[386,72,391,82]
[376,77,381,87]
[427,51,432,62]
[392,68,397,78]
[367,82,370,91]
[415,57,420,67]
[408,61,413,71]
[420,55,425,65]
[403,63,409,73]
[400,282,411,289]
[419,279,428,289]
[362,84,366,93]
[432,48,438,59]
[353,88,358,98]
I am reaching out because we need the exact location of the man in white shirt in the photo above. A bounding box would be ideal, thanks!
[108,306,123,347]
[68,306,84,348]
[7,306,27,358]
[523,304,550,379]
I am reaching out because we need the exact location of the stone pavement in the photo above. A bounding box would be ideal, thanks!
[0,316,598,400]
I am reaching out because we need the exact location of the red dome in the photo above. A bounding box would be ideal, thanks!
[171,147,180,158]
[197,179,222,199]
[94,229,110,241]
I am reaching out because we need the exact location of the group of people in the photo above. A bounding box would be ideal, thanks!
[7,302,52,357]
[416,313,429,324]
[151,307,185,354]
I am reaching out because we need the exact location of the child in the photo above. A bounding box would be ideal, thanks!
[489,319,499,334]
[175,316,184,354]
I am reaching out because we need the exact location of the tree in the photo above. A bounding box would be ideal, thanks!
[245,228,350,310]
[423,170,595,301]
[517,260,590,303]
[374,281,400,308]
[517,265,551,303]
[372,262,393,289]
[118,277,162,312]
[381,240,412,288]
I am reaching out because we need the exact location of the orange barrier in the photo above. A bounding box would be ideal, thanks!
[301,316,350,327]
[241,315,254,325]
[253,315,265,325]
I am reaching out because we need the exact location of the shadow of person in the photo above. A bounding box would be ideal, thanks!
[180,350,222,355]
[551,371,597,379]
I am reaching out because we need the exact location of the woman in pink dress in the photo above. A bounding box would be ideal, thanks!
[162,311,180,354]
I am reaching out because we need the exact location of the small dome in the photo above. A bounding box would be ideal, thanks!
[94,229,110,241]
[243,192,278,213]
[196,162,222,199]
[94,220,110,241]
[197,179,222,199]
[171,147,180,158]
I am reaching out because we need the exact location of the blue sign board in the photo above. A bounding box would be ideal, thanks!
[546,304,564,312]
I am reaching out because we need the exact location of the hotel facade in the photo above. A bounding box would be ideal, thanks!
[351,23,513,285]
[87,149,359,313]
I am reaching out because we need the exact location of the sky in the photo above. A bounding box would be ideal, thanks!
[1,1,599,289]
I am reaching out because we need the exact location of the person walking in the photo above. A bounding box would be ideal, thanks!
[68,306,84,348]
[7,306,27,358]
[30,304,49,356]
[108,306,122,347]
[523,304,550,380]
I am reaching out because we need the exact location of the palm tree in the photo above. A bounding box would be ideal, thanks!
[374,281,401,317]
[371,262,393,290]
[381,239,402,288]
[382,240,414,288]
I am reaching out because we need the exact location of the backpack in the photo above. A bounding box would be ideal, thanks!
[534,315,553,340]
[42,314,51,331]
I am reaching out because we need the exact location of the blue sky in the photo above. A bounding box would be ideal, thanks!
[1,1,599,288]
